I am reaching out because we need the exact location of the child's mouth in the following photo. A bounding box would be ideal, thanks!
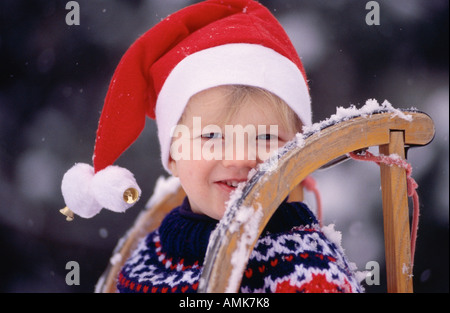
[216,180,246,193]
[224,180,240,188]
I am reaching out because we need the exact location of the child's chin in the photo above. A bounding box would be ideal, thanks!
[209,206,226,221]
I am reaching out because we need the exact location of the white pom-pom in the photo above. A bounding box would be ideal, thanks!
[61,163,102,218]
[61,163,141,219]
[91,165,141,213]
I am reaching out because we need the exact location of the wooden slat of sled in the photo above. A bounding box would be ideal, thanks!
[380,131,413,293]
[100,187,186,293]
[198,111,435,293]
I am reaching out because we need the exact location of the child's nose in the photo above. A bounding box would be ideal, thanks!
[221,139,259,169]
[222,154,258,170]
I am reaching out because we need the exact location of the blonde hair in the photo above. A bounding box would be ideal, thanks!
[182,85,303,133]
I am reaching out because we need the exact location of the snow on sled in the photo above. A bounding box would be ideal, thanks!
[96,101,435,293]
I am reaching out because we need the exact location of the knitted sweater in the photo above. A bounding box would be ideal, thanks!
[117,198,363,293]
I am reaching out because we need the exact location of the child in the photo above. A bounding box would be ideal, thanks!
[61,0,363,293]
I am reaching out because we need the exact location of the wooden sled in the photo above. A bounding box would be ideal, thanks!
[97,110,434,293]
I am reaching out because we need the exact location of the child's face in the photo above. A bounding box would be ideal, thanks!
[168,86,297,220]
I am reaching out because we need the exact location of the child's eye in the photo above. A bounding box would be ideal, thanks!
[257,134,278,140]
[201,132,223,139]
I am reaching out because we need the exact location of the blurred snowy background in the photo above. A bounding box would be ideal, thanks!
[0,0,448,292]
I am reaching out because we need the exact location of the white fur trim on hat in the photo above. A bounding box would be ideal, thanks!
[155,43,311,172]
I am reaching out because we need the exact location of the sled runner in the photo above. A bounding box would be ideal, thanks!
[97,108,434,293]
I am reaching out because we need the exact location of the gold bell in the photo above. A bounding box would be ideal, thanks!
[123,187,139,204]
[60,206,74,222]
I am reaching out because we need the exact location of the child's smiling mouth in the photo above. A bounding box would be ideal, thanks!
[224,180,240,188]
[215,179,247,193]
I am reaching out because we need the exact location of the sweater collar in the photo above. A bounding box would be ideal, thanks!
[158,197,217,264]
[158,197,317,265]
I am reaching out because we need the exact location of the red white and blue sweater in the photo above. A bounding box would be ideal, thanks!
[117,198,363,293]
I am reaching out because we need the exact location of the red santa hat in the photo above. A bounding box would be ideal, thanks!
[61,0,311,219]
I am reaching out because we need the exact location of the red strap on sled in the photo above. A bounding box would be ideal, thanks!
[349,150,419,269]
